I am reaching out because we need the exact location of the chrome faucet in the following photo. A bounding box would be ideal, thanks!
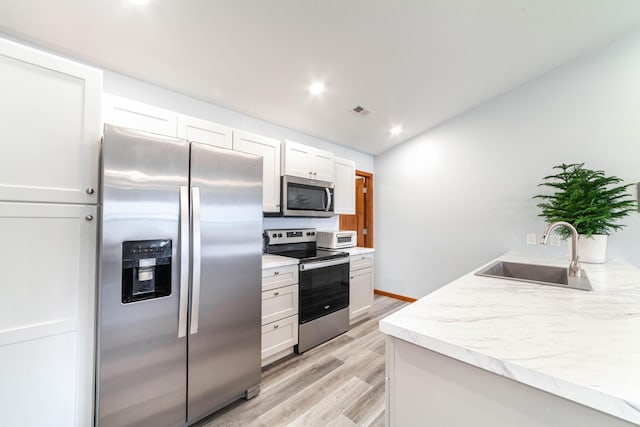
[540,221,581,277]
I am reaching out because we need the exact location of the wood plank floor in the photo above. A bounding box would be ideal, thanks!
[194,295,408,427]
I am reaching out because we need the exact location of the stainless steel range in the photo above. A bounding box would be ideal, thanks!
[264,229,350,353]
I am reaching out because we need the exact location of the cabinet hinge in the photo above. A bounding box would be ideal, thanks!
[362,228,368,235]
[362,187,367,194]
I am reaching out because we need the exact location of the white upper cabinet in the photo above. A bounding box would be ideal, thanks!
[103,93,177,137]
[233,130,282,213]
[0,37,102,204]
[177,114,232,149]
[282,140,334,182]
[333,157,356,215]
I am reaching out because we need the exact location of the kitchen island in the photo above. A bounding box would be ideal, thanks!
[380,252,640,426]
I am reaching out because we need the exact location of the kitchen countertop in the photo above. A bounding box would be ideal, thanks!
[379,252,640,425]
[337,246,375,256]
[262,254,299,269]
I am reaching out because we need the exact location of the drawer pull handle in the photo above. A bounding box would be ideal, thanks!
[324,305,330,310]
[274,271,279,275]
[274,291,279,296]
[361,256,366,260]
[273,324,279,329]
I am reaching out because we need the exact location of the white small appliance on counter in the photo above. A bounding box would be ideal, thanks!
[317,230,357,249]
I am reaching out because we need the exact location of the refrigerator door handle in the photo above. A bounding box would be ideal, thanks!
[178,186,190,338]
[190,186,202,335]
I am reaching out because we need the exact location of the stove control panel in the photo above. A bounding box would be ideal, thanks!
[265,228,317,245]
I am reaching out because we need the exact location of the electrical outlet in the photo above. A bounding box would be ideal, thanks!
[526,233,537,245]
[550,234,561,247]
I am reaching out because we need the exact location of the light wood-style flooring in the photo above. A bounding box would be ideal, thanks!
[195,295,408,427]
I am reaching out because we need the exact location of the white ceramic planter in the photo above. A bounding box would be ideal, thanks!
[578,234,608,263]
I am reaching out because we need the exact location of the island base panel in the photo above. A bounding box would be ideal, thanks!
[385,337,636,427]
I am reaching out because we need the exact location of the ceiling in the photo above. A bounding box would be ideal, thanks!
[1,1,640,155]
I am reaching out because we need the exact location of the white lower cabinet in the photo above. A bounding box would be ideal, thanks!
[261,265,299,366]
[350,253,374,324]
[261,315,299,362]
[0,202,97,427]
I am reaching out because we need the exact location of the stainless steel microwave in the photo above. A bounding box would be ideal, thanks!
[282,175,334,217]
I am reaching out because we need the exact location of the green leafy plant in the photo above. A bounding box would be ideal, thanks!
[534,163,636,238]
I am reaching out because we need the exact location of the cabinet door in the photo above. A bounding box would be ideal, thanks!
[312,148,335,182]
[177,114,232,149]
[282,140,313,179]
[350,267,374,322]
[261,315,298,360]
[333,157,356,214]
[0,37,102,205]
[234,131,282,212]
[103,93,177,137]
[0,202,97,427]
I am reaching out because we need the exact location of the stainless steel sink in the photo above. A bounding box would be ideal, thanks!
[475,261,592,291]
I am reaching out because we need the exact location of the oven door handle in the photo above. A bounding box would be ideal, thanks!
[300,257,349,271]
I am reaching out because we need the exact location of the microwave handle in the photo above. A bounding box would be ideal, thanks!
[325,188,332,212]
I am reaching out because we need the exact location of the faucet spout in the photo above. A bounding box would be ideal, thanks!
[540,221,581,277]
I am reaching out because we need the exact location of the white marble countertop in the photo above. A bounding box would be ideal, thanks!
[262,254,299,269]
[380,252,640,425]
[338,247,375,256]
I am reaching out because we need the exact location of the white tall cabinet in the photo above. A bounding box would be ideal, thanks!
[0,38,102,427]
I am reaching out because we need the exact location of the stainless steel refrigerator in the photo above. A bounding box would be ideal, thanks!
[96,124,263,427]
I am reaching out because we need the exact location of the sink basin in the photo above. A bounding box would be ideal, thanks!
[475,261,592,291]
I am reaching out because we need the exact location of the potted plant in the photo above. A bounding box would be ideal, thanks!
[534,163,636,263]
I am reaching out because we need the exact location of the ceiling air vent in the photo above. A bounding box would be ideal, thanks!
[351,105,371,117]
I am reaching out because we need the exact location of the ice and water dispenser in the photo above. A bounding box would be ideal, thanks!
[122,239,172,303]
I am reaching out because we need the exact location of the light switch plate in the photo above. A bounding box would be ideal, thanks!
[526,234,537,245]
[550,234,562,247]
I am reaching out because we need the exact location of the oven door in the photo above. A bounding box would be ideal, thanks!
[282,175,334,217]
[298,257,349,323]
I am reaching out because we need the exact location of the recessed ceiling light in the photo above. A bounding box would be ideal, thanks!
[309,82,325,95]
[390,126,402,135]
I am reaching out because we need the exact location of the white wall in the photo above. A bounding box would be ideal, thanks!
[375,27,640,299]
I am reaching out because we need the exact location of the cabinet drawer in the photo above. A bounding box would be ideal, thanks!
[262,284,298,325]
[261,315,298,360]
[262,264,298,291]
[350,253,374,271]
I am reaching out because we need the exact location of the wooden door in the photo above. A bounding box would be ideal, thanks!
[340,170,373,247]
